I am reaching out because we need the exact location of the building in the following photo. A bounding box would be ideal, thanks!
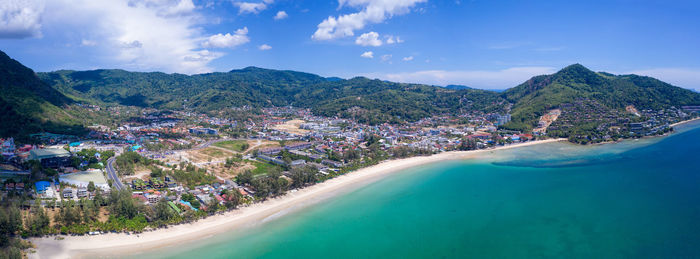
[630,122,645,133]
[290,159,306,167]
[62,188,74,198]
[494,114,512,126]
[28,148,72,168]
[1,138,15,156]
[322,159,343,168]
[35,181,51,194]
[257,154,286,166]
[284,142,312,150]
[189,127,218,135]
[77,187,89,198]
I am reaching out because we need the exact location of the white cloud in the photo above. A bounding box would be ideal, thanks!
[622,68,700,91]
[360,51,374,58]
[381,54,392,62]
[0,0,43,38]
[33,0,231,74]
[274,10,288,20]
[385,35,402,44]
[81,39,97,46]
[258,44,271,50]
[202,27,250,48]
[235,0,273,14]
[312,0,426,41]
[402,56,413,61]
[366,67,557,89]
[355,31,382,46]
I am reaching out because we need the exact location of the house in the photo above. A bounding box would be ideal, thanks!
[257,154,286,166]
[62,188,73,198]
[259,147,282,155]
[322,159,343,168]
[284,142,312,150]
[35,181,51,194]
[28,148,72,168]
[150,178,165,188]
[1,138,15,157]
[77,187,89,198]
[146,193,160,203]
[290,159,306,167]
[132,179,147,190]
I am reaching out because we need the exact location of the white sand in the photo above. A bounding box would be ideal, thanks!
[30,138,565,259]
[670,117,700,127]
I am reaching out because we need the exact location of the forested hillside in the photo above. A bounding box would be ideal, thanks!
[502,64,700,131]
[39,67,507,124]
[0,51,85,138]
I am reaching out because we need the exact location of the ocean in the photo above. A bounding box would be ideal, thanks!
[137,120,700,258]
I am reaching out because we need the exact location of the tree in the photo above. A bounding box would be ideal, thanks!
[236,170,254,185]
[87,181,96,192]
[289,165,318,189]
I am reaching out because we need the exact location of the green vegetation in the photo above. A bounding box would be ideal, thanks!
[0,50,87,140]
[38,67,507,125]
[250,161,283,176]
[213,140,250,152]
[502,64,700,131]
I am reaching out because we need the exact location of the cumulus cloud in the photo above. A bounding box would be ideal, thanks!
[355,31,382,46]
[30,0,234,74]
[235,0,273,14]
[258,44,272,50]
[202,27,250,48]
[360,51,374,58]
[366,67,557,89]
[385,35,403,44]
[274,10,288,20]
[402,56,413,61]
[312,0,426,41]
[0,0,43,38]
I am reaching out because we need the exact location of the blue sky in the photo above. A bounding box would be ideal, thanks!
[1,0,699,90]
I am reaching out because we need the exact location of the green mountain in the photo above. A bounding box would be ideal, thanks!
[502,64,700,131]
[0,50,85,139]
[38,67,506,124]
[3,47,698,138]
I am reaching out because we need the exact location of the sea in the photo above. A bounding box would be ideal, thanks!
[136,120,700,258]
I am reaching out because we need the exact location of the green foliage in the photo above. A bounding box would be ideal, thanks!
[0,50,87,139]
[214,140,250,152]
[39,67,506,125]
[503,64,700,131]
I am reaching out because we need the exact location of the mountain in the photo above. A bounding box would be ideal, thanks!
[0,50,85,139]
[501,64,700,131]
[39,68,506,125]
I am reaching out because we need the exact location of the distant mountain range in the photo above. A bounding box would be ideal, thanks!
[1,50,699,138]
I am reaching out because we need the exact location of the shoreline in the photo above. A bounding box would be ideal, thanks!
[30,138,566,259]
[670,117,700,128]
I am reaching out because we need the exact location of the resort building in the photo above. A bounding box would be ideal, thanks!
[28,148,72,168]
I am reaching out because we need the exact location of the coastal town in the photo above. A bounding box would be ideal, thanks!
[2,103,698,239]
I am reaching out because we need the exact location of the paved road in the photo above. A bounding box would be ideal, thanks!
[106,157,125,191]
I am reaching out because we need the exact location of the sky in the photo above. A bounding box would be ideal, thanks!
[1,0,699,90]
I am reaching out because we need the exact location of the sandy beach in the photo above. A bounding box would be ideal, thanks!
[30,138,565,259]
[670,117,700,127]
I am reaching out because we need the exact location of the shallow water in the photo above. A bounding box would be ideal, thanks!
[136,120,700,258]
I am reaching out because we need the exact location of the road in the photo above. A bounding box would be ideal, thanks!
[106,157,125,191]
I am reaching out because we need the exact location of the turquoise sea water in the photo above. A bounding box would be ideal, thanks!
[138,121,700,258]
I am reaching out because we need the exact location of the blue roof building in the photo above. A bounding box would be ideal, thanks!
[35,181,51,194]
